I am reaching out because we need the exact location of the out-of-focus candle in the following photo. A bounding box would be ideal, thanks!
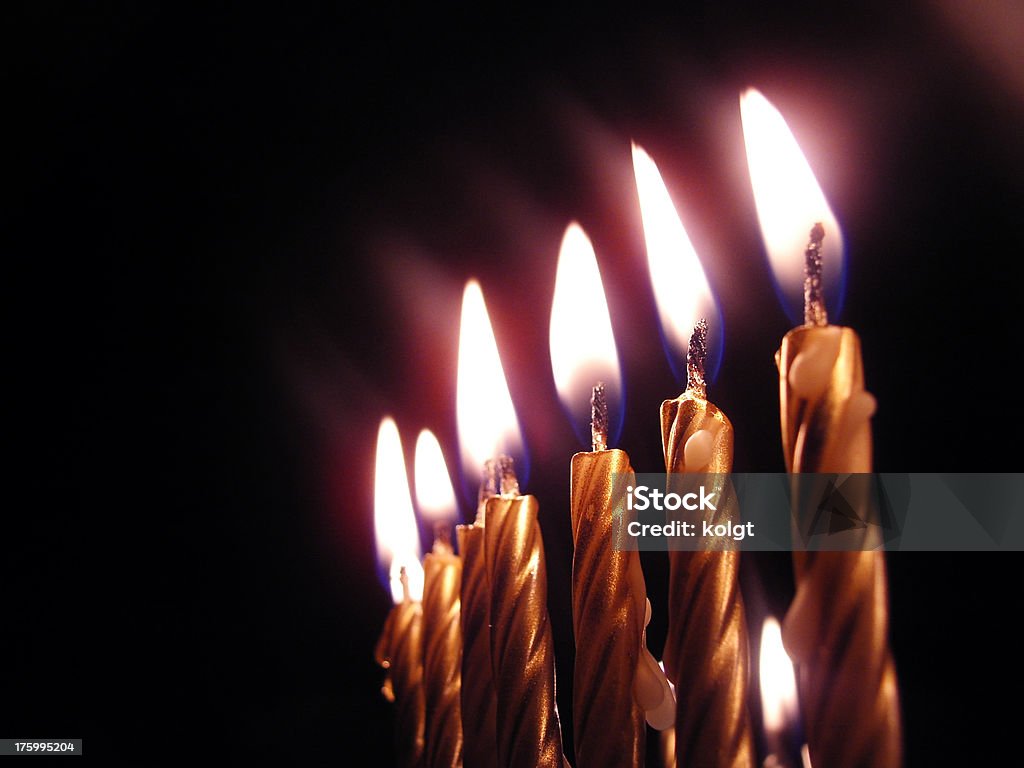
[415,430,463,768]
[454,464,498,768]
[634,144,754,768]
[373,417,426,768]
[550,222,671,768]
[741,86,901,768]
[759,618,802,768]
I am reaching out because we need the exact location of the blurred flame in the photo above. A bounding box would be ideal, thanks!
[374,417,424,604]
[740,88,845,322]
[549,222,622,445]
[414,429,458,522]
[632,143,721,381]
[759,617,799,736]
[456,280,524,491]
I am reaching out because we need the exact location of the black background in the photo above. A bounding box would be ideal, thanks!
[6,2,1022,764]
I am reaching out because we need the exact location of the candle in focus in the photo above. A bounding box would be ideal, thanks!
[634,144,754,768]
[550,223,669,767]
[415,430,464,768]
[741,86,901,768]
[758,618,803,768]
[374,417,427,768]
[484,456,565,768]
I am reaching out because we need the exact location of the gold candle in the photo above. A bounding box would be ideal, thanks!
[374,417,427,768]
[422,528,464,768]
[777,224,901,768]
[376,569,427,768]
[484,456,565,768]
[661,320,754,768]
[570,383,647,767]
[456,462,500,768]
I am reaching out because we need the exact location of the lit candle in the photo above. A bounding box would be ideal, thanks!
[415,430,463,768]
[634,144,755,768]
[456,280,565,768]
[453,461,498,768]
[373,417,427,768]
[758,618,804,768]
[549,223,673,768]
[741,86,902,768]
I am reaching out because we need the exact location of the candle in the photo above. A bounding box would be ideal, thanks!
[758,618,803,768]
[373,417,427,768]
[455,280,562,768]
[484,456,566,768]
[454,462,499,768]
[415,430,464,768]
[740,87,902,768]
[633,144,754,768]
[549,222,672,767]
[660,322,755,768]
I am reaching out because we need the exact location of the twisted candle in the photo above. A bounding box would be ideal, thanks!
[778,225,901,768]
[484,456,565,768]
[375,570,427,768]
[661,320,754,768]
[456,461,500,768]
[422,529,464,768]
[570,383,647,767]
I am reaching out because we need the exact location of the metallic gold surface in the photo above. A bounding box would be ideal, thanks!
[661,393,754,768]
[456,525,499,768]
[570,448,646,768]
[423,552,464,768]
[778,325,902,768]
[484,494,565,768]
[660,727,677,768]
[377,599,427,768]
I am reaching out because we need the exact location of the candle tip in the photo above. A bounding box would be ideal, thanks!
[804,223,828,327]
[591,382,608,452]
[686,319,708,398]
[496,454,519,496]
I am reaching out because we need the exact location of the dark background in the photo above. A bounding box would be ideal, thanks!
[6,2,1022,763]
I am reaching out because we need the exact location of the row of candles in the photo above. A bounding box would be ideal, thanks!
[372,89,902,767]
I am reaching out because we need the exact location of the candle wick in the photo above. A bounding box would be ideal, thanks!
[433,522,454,555]
[591,382,608,452]
[475,459,498,524]
[495,454,519,496]
[399,566,411,603]
[804,222,828,327]
[686,319,708,399]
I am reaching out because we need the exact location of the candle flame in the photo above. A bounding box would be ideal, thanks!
[549,222,623,446]
[759,617,799,737]
[740,88,845,323]
[374,417,424,604]
[414,429,458,522]
[632,143,722,383]
[456,279,525,495]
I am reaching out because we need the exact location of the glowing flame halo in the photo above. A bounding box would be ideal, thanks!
[549,222,624,447]
[632,143,723,384]
[740,87,845,324]
[374,417,424,604]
